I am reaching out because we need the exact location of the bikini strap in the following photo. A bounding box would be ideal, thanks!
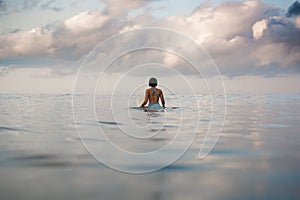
[150,87,159,96]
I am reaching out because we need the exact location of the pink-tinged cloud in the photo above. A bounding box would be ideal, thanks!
[0,0,300,77]
[0,10,115,59]
[163,0,300,75]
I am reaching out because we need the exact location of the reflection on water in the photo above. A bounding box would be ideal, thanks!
[0,94,300,199]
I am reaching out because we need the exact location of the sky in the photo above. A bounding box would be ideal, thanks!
[0,0,300,94]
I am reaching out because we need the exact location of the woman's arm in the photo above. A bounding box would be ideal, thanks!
[140,89,149,107]
[160,90,165,108]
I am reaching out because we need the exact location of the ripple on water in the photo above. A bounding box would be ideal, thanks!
[8,154,78,168]
[98,121,122,126]
[0,126,20,132]
[0,126,29,133]
[261,123,290,128]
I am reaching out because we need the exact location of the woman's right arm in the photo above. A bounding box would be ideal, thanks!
[160,90,165,108]
[140,90,149,107]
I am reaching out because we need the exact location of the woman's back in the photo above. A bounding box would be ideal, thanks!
[140,77,165,108]
[147,87,162,104]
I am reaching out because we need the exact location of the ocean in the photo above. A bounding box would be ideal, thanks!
[0,93,299,200]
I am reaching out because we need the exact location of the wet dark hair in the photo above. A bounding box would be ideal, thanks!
[149,82,157,87]
[149,77,157,87]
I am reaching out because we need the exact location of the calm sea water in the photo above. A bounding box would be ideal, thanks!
[0,93,300,200]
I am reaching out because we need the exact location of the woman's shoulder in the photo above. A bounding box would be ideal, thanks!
[156,88,163,93]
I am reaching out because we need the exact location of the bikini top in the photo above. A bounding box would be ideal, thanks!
[149,88,160,100]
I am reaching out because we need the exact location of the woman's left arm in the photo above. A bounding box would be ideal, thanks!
[140,90,149,107]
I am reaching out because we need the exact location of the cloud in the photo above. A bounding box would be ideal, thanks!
[22,0,40,10]
[0,0,158,62]
[287,1,300,17]
[252,16,300,69]
[102,0,157,17]
[0,0,64,16]
[0,0,300,78]
[252,19,268,39]
[164,0,269,41]
[0,0,31,16]
[0,10,115,60]
[161,0,300,76]
[64,11,109,33]
[160,0,267,74]
[0,0,6,12]
[41,0,63,12]
[163,53,181,67]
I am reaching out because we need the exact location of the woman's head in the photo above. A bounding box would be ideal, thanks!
[149,77,158,87]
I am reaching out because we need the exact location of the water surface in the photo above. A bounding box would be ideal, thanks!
[0,94,299,200]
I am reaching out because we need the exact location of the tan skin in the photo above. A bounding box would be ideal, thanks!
[140,86,165,108]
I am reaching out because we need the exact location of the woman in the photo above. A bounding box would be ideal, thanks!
[140,77,165,109]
